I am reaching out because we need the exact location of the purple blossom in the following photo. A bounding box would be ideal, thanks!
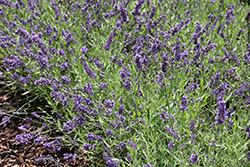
[83,83,94,96]
[44,138,62,152]
[83,62,96,79]
[120,4,129,23]
[63,117,82,133]
[128,140,138,151]
[159,109,170,123]
[52,34,57,41]
[189,134,197,141]
[104,32,114,50]
[34,135,48,145]
[61,76,71,84]
[46,24,52,36]
[104,99,115,109]
[210,72,220,89]
[127,153,132,163]
[189,153,199,163]
[15,132,33,145]
[18,124,29,131]
[168,141,175,151]
[132,0,145,16]
[4,55,24,71]
[81,46,88,54]
[180,96,188,112]
[103,152,120,167]
[236,28,244,40]
[145,163,152,167]
[82,143,95,151]
[190,120,196,131]
[84,98,93,106]
[63,153,78,162]
[34,77,50,86]
[59,49,65,56]
[81,4,89,15]
[86,134,102,141]
[215,98,228,125]
[60,61,71,70]
[106,129,114,136]
[1,116,10,126]
[34,155,60,166]
[225,5,235,25]
[93,57,103,69]
[123,78,132,90]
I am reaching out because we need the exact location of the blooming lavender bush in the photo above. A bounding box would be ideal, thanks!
[1,0,250,166]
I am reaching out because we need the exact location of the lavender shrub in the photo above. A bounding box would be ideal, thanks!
[0,0,250,166]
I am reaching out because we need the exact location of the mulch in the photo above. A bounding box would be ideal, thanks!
[0,71,92,166]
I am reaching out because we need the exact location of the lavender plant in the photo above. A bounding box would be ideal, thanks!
[0,0,250,166]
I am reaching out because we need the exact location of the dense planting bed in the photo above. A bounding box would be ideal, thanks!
[0,0,250,166]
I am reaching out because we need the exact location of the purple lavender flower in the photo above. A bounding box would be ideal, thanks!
[168,141,175,151]
[34,77,50,86]
[236,28,244,40]
[180,96,188,112]
[61,76,71,84]
[127,153,133,163]
[103,152,120,167]
[81,46,88,54]
[18,124,29,131]
[52,34,57,41]
[189,153,199,163]
[34,135,48,145]
[81,4,89,15]
[119,115,126,123]
[15,132,33,145]
[104,32,114,50]
[159,109,170,123]
[83,62,96,79]
[4,55,24,71]
[60,61,71,70]
[86,134,102,141]
[189,134,197,141]
[145,163,152,167]
[34,155,60,166]
[104,99,115,109]
[120,4,129,23]
[215,98,228,125]
[190,120,196,131]
[46,24,52,36]
[82,143,95,151]
[59,49,65,56]
[93,57,103,69]
[0,116,10,126]
[225,5,235,25]
[23,117,32,123]
[50,138,62,151]
[128,140,138,151]
[63,153,77,162]
[132,0,145,16]
[106,129,114,136]
[123,78,132,90]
